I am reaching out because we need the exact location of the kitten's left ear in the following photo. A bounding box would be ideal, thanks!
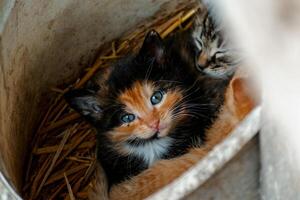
[64,89,103,124]
[138,30,165,64]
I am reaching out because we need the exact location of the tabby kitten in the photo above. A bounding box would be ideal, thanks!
[165,9,239,79]
[65,30,229,187]
[191,10,240,78]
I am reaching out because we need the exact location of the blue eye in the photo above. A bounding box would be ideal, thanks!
[150,90,164,105]
[121,113,135,123]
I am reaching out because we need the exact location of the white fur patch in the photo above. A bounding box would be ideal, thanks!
[124,137,173,166]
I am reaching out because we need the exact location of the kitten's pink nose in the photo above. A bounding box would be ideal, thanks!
[149,120,160,131]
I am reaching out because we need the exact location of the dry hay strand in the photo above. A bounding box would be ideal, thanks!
[23,2,200,200]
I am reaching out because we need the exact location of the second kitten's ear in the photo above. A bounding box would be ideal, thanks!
[193,9,208,28]
[137,30,164,64]
[64,89,103,123]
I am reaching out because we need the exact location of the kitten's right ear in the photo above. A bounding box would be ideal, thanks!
[137,30,164,64]
[193,9,208,28]
[64,89,103,123]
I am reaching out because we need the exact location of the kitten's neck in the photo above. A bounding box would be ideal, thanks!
[123,137,174,166]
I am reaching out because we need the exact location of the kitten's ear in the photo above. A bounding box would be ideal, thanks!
[64,89,103,123]
[138,30,164,64]
[193,9,208,28]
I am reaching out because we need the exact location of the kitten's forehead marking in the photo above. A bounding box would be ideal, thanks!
[118,81,183,126]
[119,81,155,116]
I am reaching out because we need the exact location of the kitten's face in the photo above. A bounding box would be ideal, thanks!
[192,12,237,78]
[106,81,182,143]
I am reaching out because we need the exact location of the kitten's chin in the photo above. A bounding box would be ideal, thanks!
[157,129,169,138]
[144,127,170,139]
[127,130,170,146]
[140,127,170,140]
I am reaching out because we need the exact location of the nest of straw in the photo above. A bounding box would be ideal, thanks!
[23,2,200,200]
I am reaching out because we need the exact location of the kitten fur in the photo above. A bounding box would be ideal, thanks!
[64,30,230,187]
[190,8,240,78]
[108,71,257,200]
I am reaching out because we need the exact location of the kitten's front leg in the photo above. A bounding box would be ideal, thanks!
[109,147,209,200]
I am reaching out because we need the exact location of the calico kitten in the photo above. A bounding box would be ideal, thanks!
[65,30,229,187]
[108,72,257,200]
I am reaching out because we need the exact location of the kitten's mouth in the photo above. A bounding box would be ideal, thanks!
[149,131,159,140]
[127,132,161,146]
